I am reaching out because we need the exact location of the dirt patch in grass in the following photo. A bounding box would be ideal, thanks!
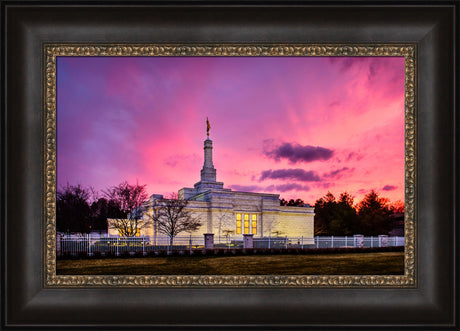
[57,252,404,275]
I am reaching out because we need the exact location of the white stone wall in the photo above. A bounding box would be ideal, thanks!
[111,189,315,242]
[276,208,315,243]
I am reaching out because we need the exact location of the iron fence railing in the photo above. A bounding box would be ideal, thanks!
[57,234,405,257]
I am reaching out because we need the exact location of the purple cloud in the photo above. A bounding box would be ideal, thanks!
[264,142,334,164]
[345,152,364,162]
[323,167,353,179]
[315,182,334,189]
[266,183,311,192]
[382,185,397,191]
[259,169,321,182]
[229,183,310,194]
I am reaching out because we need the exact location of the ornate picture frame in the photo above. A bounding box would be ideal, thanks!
[45,44,416,288]
[3,2,456,328]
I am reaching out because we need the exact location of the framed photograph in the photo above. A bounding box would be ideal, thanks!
[2,1,456,329]
[51,46,411,282]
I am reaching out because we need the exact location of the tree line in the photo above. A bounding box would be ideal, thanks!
[313,191,404,236]
[56,181,149,234]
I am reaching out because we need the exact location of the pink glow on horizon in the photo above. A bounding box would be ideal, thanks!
[57,56,405,205]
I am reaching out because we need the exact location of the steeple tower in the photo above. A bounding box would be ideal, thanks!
[201,138,217,182]
[194,118,224,192]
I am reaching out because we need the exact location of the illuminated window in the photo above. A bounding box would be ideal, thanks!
[252,215,257,234]
[236,214,242,234]
[135,228,140,237]
[244,214,249,234]
[236,220,242,234]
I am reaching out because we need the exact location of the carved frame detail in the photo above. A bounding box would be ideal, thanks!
[44,44,416,287]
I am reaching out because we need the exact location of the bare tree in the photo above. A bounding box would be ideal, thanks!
[222,229,235,247]
[214,208,234,244]
[154,193,202,247]
[104,181,150,237]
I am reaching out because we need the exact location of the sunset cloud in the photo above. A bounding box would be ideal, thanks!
[266,183,311,192]
[227,184,264,192]
[264,142,334,164]
[259,169,321,182]
[228,183,310,194]
[322,167,354,179]
[382,185,397,191]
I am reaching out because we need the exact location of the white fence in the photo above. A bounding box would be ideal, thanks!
[57,234,404,257]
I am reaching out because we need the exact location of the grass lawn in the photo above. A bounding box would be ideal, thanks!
[57,251,404,275]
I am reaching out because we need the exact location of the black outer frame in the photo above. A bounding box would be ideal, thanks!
[1,1,456,329]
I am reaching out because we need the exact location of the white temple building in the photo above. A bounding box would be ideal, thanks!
[109,128,314,244]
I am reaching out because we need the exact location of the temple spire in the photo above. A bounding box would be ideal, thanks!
[206,117,211,138]
[193,119,224,191]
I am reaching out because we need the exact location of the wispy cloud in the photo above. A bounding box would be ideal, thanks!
[266,183,310,192]
[382,185,397,191]
[228,183,310,194]
[323,167,354,179]
[259,169,321,182]
[227,184,264,192]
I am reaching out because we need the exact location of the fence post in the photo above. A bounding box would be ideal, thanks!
[142,237,145,255]
[88,233,92,256]
[116,237,119,256]
[301,236,304,249]
[378,235,389,247]
[268,235,271,249]
[189,234,192,254]
[204,233,214,250]
[243,234,254,249]
[316,236,319,248]
[285,236,287,249]
[370,236,373,248]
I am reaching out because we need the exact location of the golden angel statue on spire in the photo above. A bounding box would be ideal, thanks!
[206,117,211,137]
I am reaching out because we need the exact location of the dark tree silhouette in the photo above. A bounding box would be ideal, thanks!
[314,192,336,235]
[104,181,149,237]
[389,200,405,214]
[89,197,124,232]
[56,184,92,233]
[280,198,306,206]
[314,192,359,236]
[356,190,392,236]
[329,192,359,236]
[314,190,395,236]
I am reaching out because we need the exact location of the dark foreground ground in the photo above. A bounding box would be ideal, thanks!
[57,251,404,275]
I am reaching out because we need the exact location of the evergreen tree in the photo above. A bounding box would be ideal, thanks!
[356,190,392,235]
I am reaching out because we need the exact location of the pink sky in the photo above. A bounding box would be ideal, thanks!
[57,56,405,205]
